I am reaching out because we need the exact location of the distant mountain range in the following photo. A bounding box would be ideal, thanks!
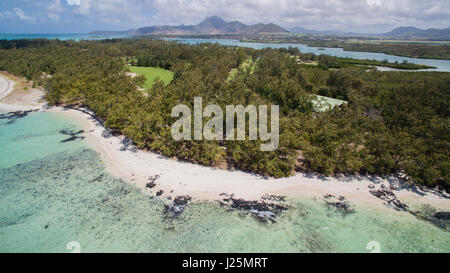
[130,16,288,36]
[381,27,450,40]
[89,16,450,40]
[288,26,450,40]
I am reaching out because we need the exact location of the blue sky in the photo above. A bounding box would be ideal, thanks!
[0,0,449,34]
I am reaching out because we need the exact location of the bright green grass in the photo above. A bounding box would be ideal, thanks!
[227,59,255,81]
[129,66,174,90]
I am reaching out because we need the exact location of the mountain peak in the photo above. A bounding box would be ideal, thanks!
[199,16,226,27]
[136,16,288,35]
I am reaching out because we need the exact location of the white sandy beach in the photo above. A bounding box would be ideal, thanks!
[0,73,45,112]
[1,73,449,212]
[0,73,15,101]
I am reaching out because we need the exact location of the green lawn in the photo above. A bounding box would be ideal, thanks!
[128,66,174,89]
[227,58,255,81]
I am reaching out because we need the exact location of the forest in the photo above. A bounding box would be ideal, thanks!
[0,38,448,190]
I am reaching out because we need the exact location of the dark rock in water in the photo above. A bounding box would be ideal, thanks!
[0,110,37,125]
[370,184,409,211]
[387,199,409,211]
[156,190,163,196]
[323,195,355,216]
[44,225,49,229]
[435,212,450,220]
[173,195,192,206]
[369,185,395,200]
[163,195,192,219]
[220,195,288,223]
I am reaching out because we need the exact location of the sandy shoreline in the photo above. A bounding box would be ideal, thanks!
[0,73,15,101]
[47,106,450,212]
[1,73,449,212]
[0,72,45,112]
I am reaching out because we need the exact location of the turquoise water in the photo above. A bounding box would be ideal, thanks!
[163,38,450,72]
[0,33,131,41]
[0,112,449,253]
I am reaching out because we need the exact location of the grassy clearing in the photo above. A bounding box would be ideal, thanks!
[227,58,255,81]
[129,66,174,89]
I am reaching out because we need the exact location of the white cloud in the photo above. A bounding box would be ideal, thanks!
[66,0,81,5]
[5,0,449,32]
[66,0,155,26]
[13,8,36,22]
[148,0,450,32]
[73,0,92,15]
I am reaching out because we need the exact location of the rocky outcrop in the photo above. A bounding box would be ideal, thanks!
[219,194,288,223]
[0,110,38,125]
[369,184,409,211]
[163,195,192,219]
[323,194,355,216]
[435,212,450,220]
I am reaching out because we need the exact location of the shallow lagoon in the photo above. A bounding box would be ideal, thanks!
[164,38,450,72]
[0,112,449,253]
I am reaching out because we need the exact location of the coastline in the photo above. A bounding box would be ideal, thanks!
[52,107,450,210]
[0,72,45,112]
[0,72,15,102]
[0,73,449,213]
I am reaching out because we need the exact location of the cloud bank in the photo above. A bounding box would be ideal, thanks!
[0,0,448,33]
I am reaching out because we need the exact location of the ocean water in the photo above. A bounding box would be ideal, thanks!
[163,38,450,72]
[0,112,449,253]
[0,33,131,41]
